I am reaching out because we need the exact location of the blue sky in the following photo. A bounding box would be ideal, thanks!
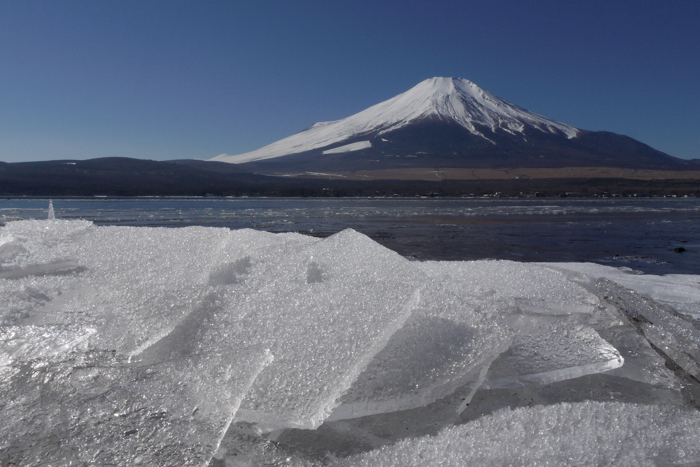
[1,0,698,163]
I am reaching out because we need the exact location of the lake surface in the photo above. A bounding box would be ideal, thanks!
[2,197,699,275]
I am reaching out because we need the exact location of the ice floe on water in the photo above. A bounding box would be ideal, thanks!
[1,219,699,466]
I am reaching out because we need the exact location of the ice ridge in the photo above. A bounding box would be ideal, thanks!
[2,219,700,466]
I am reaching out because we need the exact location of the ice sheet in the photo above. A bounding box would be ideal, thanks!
[543,263,700,379]
[417,259,601,315]
[329,283,508,421]
[0,343,271,466]
[418,261,625,388]
[1,222,312,352]
[549,262,700,319]
[228,229,425,430]
[598,280,700,379]
[340,402,700,466]
[1,306,273,466]
[1,222,428,431]
[3,222,427,432]
[483,315,623,389]
[0,222,295,464]
[2,220,700,464]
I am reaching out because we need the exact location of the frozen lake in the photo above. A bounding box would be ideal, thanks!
[1,198,700,465]
[2,197,699,274]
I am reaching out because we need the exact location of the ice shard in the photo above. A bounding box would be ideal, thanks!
[0,331,272,466]
[225,229,425,430]
[330,283,509,420]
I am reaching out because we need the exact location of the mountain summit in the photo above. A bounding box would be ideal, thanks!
[212,77,689,173]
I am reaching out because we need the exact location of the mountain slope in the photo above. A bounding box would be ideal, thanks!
[212,77,691,174]
[213,77,578,164]
[0,158,274,196]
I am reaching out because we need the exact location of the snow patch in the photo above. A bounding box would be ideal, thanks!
[322,141,372,154]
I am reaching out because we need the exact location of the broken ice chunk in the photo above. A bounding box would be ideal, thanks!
[482,315,623,389]
[340,402,700,466]
[230,229,425,430]
[2,286,272,466]
[548,262,700,319]
[597,280,700,379]
[0,345,271,466]
[417,259,600,316]
[233,281,421,431]
[329,284,509,421]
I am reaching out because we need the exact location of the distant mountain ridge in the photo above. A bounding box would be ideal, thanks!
[2,79,697,198]
[212,77,693,174]
[1,157,699,198]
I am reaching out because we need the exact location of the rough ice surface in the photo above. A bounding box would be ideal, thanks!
[340,402,700,466]
[2,220,700,466]
[545,263,700,379]
[225,228,425,430]
[416,260,625,390]
[329,283,509,421]
[482,317,624,389]
[0,342,271,466]
[550,262,700,319]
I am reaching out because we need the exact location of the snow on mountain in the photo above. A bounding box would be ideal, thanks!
[212,77,580,164]
[322,140,372,154]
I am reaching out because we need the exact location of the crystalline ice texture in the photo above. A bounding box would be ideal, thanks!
[2,219,700,464]
[546,264,700,380]
[228,229,424,430]
[597,280,700,379]
[0,340,271,466]
[482,315,623,388]
[340,402,700,466]
[330,283,509,420]
[417,259,601,315]
[2,222,427,432]
[549,262,700,319]
[416,260,624,388]
[1,223,311,354]
[0,222,297,464]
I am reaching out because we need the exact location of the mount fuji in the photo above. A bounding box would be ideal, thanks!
[212,77,692,175]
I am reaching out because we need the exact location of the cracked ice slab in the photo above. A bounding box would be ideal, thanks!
[417,260,624,388]
[0,221,299,464]
[0,339,272,466]
[544,263,700,379]
[223,229,426,430]
[340,401,700,466]
[5,219,700,464]
[547,262,700,319]
[329,283,509,421]
[482,315,623,389]
[1,222,429,432]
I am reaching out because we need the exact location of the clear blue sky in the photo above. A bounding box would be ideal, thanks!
[1,0,698,163]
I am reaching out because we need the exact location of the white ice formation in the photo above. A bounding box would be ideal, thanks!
[212,77,579,164]
[1,220,699,466]
[340,402,700,466]
[47,199,55,220]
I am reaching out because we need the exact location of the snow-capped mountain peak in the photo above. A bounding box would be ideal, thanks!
[212,77,579,164]
[362,77,579,140]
